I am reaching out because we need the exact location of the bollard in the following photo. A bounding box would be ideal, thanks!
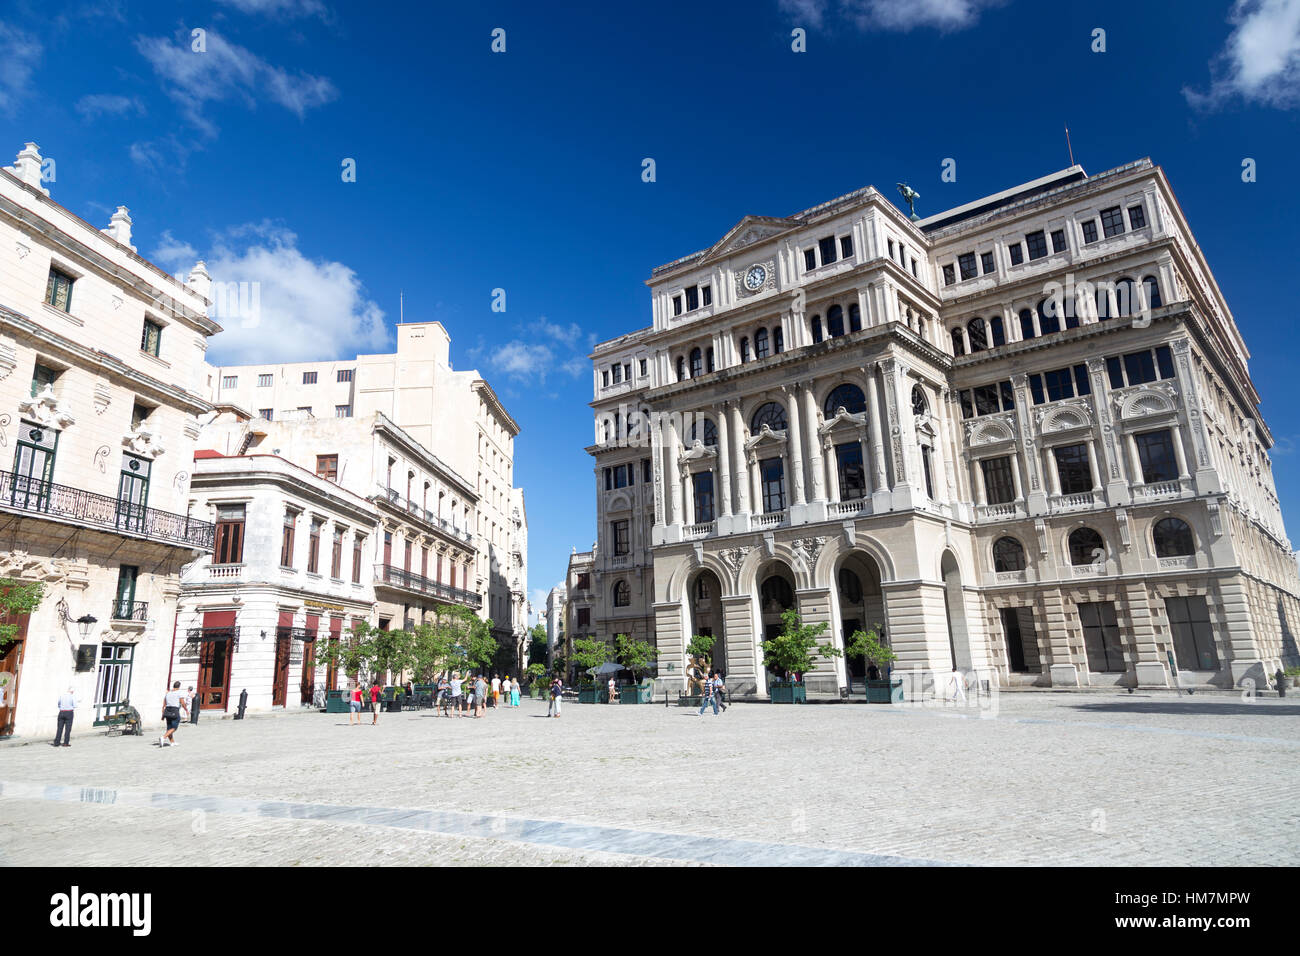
[236,688,249,719]
[1276,670,1287,699]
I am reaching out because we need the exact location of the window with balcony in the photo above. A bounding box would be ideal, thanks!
[836,442,865,500]
[281,510,297,567]
[46,267,74,312]
[1135,430,1179,483]
[1054,443,1093,495]
[760,457,786,513]
[113,565,140,621]
[611,520,630,555]
[992,537,1026,572]
[981,456,1017,505]
[307,518,323,574]
[213,504,245,565]
[140,319,163,357]
[693,471,714,523]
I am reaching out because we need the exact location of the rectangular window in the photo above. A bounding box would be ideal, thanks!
[258,373,273,387]
[602,370,609,388]
[331,527,343,579]
[259,408,273,421]
[1081,220,1098,244]
[981,456,1017,505]
[603,467,612,491]
[1025,231,1048,260]
[45,268,74,312]
[701,285,712,307]
[1135,429,1179,483]
[818,236,838,266]
[337,369,353,383]
[643,458,651,483]
[213,504,246,565]
[760,457,786,513]
[140,319,163,357]
[613,464,629,489]
[577,607,590,627]
[1101,206,1125,238]
[942,264,956,286]
[307,519,323,574]
[1008,243,1024,266]
[352,536,364,583]
[316,454,338,482]
[692,471,715,524]
[1123,350,1157,386]
[335,405,351,418]
[980,251,995,275]
[280,510,296,567]
[1053,443,1093,495]
[1128,204,1147,230]
[1108,346,1175,388]
[1079,602,1125,672]
[611,364,622,384]
[302,371,318,385]
[1050,229,1066,253]
[685,285,699,311]
[639,359,647,376]
[839,235,853,259]
[672,295,683,316]
[612,520,630,555]
[576,572,590,590]
[836,442,866,500]
[958,252,977,280]
[222,376,238,389]
[804,248,817,272]
[973,384,1001,417]
[1166,596,1217,670]
[30,363,57,397]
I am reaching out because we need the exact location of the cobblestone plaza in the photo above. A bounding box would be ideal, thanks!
[2,691,1296,867]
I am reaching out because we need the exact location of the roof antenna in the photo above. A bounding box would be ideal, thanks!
[399,289,404,324]
[1065,124,1076,168]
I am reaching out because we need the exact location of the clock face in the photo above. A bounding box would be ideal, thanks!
[744,264,767,291]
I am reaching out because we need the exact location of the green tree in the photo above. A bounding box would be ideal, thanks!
[686,633,716,668]
[433,605,496,675]
[0,579,44,646]
[761,608,837,679]
[843,626,895,674]
[613,633,660,682]
[316,624,374,684]
[570,637,608,684]
[528,623,548,668]
[367,624,415,680]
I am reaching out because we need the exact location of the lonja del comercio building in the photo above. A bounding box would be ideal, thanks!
[586,158,1300,698]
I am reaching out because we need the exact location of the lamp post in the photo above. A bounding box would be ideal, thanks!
[75,614,98,641]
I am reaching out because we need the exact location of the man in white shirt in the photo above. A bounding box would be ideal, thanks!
[54,687,76,747]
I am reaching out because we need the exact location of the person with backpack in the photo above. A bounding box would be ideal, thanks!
[548,676,563,718]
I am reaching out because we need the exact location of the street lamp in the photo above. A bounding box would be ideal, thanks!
[75,614,98,641]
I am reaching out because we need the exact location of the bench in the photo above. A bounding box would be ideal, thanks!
[102,705,142,736]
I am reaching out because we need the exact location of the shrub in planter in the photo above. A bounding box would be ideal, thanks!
[843,626,902,704]
[761,609,838,703]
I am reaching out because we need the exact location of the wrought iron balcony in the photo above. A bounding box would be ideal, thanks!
[0,469,215,550]
[373,564,482,610]
[374,486,474,543]
[110,599,148,622]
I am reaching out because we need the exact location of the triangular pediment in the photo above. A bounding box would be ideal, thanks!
[701,216,799,264]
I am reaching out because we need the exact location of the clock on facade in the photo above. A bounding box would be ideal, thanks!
[743,264,767,291]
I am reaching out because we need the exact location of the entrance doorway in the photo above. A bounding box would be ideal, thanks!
[836,551,887,689]
[198,610,236,710]
[940,551,973,671]
[272,610,292,707]
[0,599,29,737]
[688,569,725,679]
[1000,607,1039,673]
[757,562,796,685]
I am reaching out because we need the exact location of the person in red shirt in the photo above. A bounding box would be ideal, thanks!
[349,683,363,725]
[369,680,382,725]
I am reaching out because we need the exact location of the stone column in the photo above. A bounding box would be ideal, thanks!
[730,403,750,515]
[665,413,682,525]
[1085,438,1102,491]
[880,358,914,507]
[785,385,806,508]
[864,365,889,496]
[717,404,733,517]
[1170,423,1189,480]
[651,414,665,530]
[802,384,826,502]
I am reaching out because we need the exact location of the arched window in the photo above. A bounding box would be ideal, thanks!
[751,401,788,433]
[968,317,988,352]
[911,385,927,416]
[838,568,863,603]
[740,337,750,362]
[1068,527,1106,566]
[689,347,702,379]
[951,327,967,356]
[827,305,845,338]
[1019,308,1036,340]
[849,303,862,332]
[689,418,717,446]
[676,355,687,381]
[1037,297,1060,335]
[824,383,866,416]
[1153,517,1194,557]
[990,315,1006,346]
[760,575,794,611]
[811,316,823,343]
[993,537,1027,572]
[773,327,784,353]
[1115,277,1137,316]
[613,579,630,607]
[1143,275,1162,310]
[755,327,770,359]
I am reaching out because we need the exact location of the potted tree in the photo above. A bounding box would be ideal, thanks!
[761,609,837,703]
[680,633,716,707]
[843,626,902,704]
[526,663,547,698]
[571,638,608,703]
[613,633,659,703]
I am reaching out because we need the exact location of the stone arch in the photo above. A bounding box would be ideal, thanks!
[685,565,727,681]
[814,530,897,586]
[665,549,734,604]
[940,549,974,671]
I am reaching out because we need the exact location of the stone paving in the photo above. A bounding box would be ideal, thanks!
[1,691,1297,866]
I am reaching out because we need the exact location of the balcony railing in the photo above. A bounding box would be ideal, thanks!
[1049,491,1102,513]
[0,469,215,550]
[1132,478,1192,501]
[374,486,474,543]
[373,564,482,610]
[976,501,1022,521]
[828,498,871,518]
[752,510,786,529]
[684,521,715,539]
[110,599,148,621]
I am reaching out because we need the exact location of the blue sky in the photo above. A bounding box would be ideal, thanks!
[3,0,1300,620]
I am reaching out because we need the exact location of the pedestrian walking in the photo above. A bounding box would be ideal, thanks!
[510,677,520,707]
[491,673,501,708]
[547,676,563,717]
[474,675,488,717]
[449,673,464,717]
[160,680,188,747]
[607,676,616,703]
[349,682,363,725]
[437,675,451,716]
[501,676,511,707]
[53,686,75,747]
[698,672,720,716]
[946,667,968,703]
[369,679,382,724]
[716,672,728,712]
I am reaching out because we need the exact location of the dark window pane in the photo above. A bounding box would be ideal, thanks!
[943,264,955,286]
[760,457,786,513]
[973,385,1000,417]
[836,442,866,500]
[1128,205,1146,229]
[685,286,699,311]
[1136,430,1179,483]
[958,252,977,280]
[1050,229,1066,253]
[1000,381,1015,411]
[1038,298,1060,335]
[824,384,866,416]
[1074,365,1091,396]
[804,248,817,272]
[968,318,987,351]
[755,328,770,359]
[827,305,844,338]
[1081,220,1098,244]
[981,457,1016,505]
[1124,350,1156,386]
[1069,530,1105,567]
[1101,206,1125,238]
[693,471,715,524]
[819,236,837,266]
[1054,443,1093,494]
[980,252,995,275]
[1044,367,1074,402]
[1025,231,1048,260]
[1106,356,1124,389]
[1154,519,1194,558]
[1029,374,1045,405]
[1019,309,1036,339]
[951,327,966,356]
[959,390,973,419]
[1156,345,1175,379]
[990,315,1005,346]
[840,235,853,259]
[1008,243,1024,266]
[702,285,712,306]
[993,537,1026,572]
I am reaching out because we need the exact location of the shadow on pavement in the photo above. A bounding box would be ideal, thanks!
[1065,700,1300,717]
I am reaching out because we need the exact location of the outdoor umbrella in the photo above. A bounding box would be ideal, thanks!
[588,661,621,676]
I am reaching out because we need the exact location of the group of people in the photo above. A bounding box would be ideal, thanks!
[51,680,202,749]
[697,671,728,716]
[345,673,526,723]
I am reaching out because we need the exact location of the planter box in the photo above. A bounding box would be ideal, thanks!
[866,679,904,704]
[620,683,653,704]
[325,690,349,714]
[578,685,608,704]
[769,681,807,704]
[531,685,546,699]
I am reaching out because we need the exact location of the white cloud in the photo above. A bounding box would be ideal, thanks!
[536,317,584,347]
[489,341,556,380]
[0,22,41,114]
[136,30,336,136]
[151,221,389,364]
[780,0,1001,32]
[75,93,145,119]
[214,0,328,17]
[1186,0,1300,109]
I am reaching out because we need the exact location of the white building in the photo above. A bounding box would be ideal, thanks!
[544,582,566,659]
[173,451,378,712]
[0,143,219,739]
[590,159,1300,697]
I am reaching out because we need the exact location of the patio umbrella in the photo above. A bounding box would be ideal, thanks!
[588,661,621,676]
